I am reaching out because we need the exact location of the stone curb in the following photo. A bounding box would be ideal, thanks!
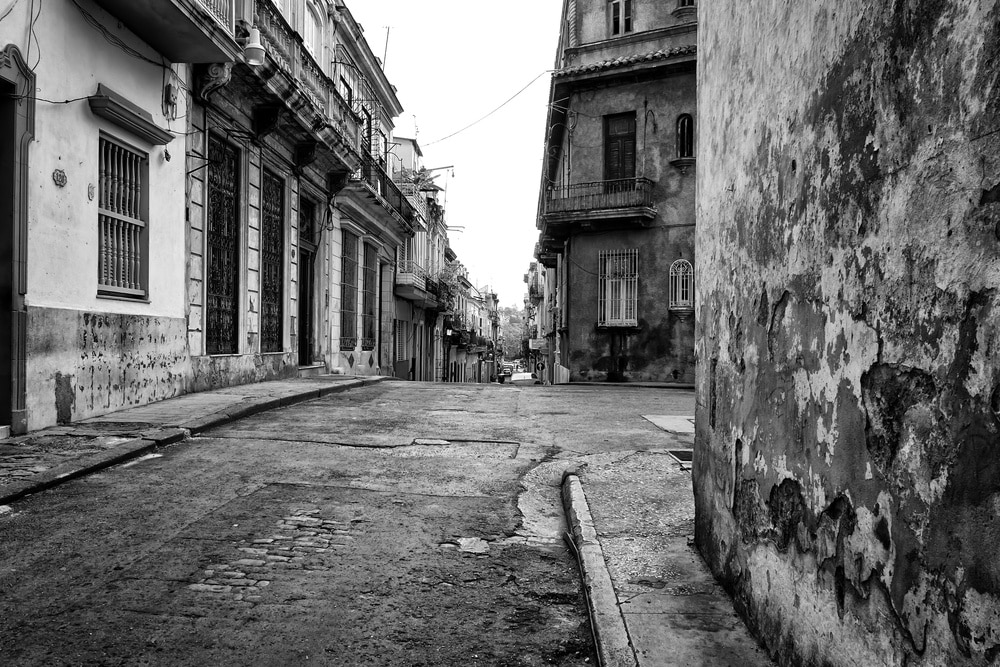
[562,471,637,667]
[0,377,384,505]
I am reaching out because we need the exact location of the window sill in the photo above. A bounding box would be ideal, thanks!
[97,289,150,304]
[669,306,695,322]
[671,5,697,22]
[670,156,696,174]
[596,324,642,333]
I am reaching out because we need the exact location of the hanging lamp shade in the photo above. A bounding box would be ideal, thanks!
[244,26,265,66]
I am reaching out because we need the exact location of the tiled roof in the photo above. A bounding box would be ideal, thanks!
[554,44,697,78]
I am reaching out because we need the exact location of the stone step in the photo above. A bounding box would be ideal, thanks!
[297,364,326,378]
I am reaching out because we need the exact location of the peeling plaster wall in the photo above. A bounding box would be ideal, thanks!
[26,307,189,430]
[694,1,1000,665]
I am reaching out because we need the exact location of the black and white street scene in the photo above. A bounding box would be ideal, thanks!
[1,0,998,665]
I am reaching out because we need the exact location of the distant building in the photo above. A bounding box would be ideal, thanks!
[535,0,697,383]
[390,136,452,382]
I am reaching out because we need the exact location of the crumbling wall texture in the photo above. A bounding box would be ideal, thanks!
[26,307,190,430]
[694,1,1000,665]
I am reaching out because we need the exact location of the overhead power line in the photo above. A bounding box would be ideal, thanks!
[424,70,552,146]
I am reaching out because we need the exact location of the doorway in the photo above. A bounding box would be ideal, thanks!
[0,45,32,434]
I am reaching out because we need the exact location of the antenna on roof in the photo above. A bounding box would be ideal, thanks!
[383,26,391,69]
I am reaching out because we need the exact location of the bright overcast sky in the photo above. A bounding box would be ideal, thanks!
[347,1,564,309]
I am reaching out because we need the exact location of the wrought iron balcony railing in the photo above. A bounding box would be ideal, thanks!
[397,182,429,222]
[352,153,414,225]
[543,177,656,215]
[396,260,427,291]
[255,0,359,148]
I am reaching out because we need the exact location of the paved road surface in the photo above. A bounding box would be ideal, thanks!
[0,381,694,666]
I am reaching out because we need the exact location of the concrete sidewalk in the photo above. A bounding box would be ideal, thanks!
[563,424,773,666]
[0,374,387,505]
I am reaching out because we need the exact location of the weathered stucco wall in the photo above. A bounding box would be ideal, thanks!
[566,226,695,383]
[695,1,1000,664]
[18,0,187,318]
[26,307,189,430]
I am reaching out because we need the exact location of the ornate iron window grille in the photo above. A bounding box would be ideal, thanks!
[206,135,240,355]
[340,230,358,350]
[361,243,377,351]
[260,169,284,353]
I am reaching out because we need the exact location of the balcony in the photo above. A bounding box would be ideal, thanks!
[398,182,429,227]
[544,177,656,216]
[344,152,416,235]
[92,0,239,63]
[395,260,432,303]
[528,280,542,303]
[255,0,360,154]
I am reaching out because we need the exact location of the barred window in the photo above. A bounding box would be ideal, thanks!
[260,169,285,353]
[361,243,378,351]
[669,259,694,310]
[340,230,358,350]
[98,135,148,298]
[598,249,638,327]
[394,319,407,362]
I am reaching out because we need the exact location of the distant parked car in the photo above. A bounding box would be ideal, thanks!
[509,372,541,386]
[498,364,514,383]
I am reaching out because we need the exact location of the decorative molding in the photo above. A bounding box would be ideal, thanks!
[196,62,233,103]
[670,156,696,175]
[671,5,698,22]
[88,84,173,145]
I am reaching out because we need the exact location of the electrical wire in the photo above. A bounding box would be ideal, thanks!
[0,0,20,24]
[424,70,552,146]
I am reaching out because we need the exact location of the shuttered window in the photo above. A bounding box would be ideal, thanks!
[98,135,148,298]
[604,112,636,186]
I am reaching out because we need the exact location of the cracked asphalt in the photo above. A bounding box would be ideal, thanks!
[0,380,694,666]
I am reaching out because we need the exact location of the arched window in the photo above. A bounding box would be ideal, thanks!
[669,259,694,310]
[304,2,322,57]
[676,114,694,158]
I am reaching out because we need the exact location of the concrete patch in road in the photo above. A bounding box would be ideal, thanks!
[642,415,695,434]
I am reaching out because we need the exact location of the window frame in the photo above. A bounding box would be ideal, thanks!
[676,114,695,159]
[259,167,285,354]
[609,0,634,36]
[97,133,149,300]
[340,230,359,350]
[303,1,323,57]
[361,243,378,351]
[598,249,639,327]
[669,259,694,310]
